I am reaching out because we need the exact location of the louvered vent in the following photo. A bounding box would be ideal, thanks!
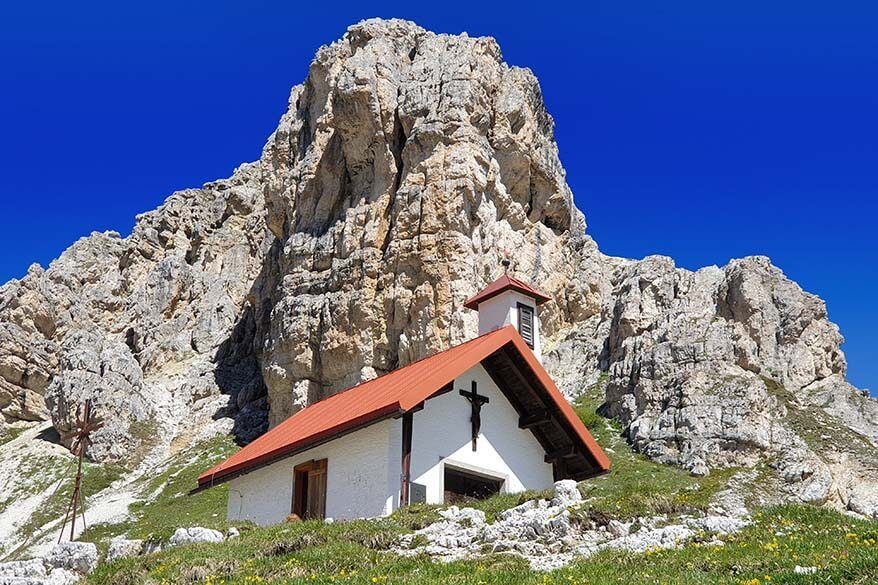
[518,303,535,348]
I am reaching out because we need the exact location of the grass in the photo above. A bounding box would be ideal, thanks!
[24,460,129,534]
[0,452,63,517]
[3,455,128,558]
[0,425,27,447]
[85,504,878,584]
[2,433,241,561]
[556,505,878,585]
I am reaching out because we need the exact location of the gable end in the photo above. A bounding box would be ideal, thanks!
[480,345,606,480]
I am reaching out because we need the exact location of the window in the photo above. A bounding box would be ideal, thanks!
[292,459,327,520]
[518,303,535,348]
[443,466,504,504]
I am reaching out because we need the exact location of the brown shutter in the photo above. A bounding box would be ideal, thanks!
[518,303,534,348]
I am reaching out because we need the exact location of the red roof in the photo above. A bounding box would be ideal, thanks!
[463,274,552,310]
[197,325,609,489]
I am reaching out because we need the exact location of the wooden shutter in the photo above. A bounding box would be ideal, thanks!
[292,467,306,518]
[518,303,535,348]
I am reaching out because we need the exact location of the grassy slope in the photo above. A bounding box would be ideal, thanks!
[12,460,128,552]
[83,380,878,584]
[571,378,740,519]
[762,378,878,463]
[83,436,239,554]
[0,426,27,448]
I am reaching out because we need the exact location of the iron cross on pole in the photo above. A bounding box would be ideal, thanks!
[459,381,489,451]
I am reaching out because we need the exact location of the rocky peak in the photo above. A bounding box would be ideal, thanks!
[251,18,590,424]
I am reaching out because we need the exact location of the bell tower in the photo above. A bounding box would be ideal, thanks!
[464,266,551,362]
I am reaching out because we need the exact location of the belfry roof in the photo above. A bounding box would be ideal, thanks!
[463,274,552,310]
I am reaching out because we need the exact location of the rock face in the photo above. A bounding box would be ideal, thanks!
[548,255,878,510]
[252,18,592,425]
[0,18,875,523]
[0,163,270,459]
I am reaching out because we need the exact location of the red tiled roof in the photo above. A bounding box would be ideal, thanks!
[197,325,609,489]
[463,274,552,310]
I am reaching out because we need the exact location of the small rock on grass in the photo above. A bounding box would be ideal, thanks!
[107,537,144,562]
[551,480,582,508]
[167,527,224,547]
[46,541,98,575]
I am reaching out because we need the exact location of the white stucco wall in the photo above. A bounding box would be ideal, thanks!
[407,363,555,504]
[226,419,396,526]
[476,291,541,360]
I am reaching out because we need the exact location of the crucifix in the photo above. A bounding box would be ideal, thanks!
[459,381,489,451]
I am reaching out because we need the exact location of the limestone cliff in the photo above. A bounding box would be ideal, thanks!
[251,19,594,425]
[0,164,270,460]
[0,19,875,521]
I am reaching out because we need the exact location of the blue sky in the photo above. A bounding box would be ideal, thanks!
[1,1,875,392]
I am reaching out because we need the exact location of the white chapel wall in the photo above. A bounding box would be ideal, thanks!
[476,294,515,334]
[407,363,555,505]
[226,419,395,526]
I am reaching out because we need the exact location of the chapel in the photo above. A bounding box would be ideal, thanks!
[196,274,610,525]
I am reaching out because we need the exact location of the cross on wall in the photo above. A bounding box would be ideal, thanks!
[459,381,489,451]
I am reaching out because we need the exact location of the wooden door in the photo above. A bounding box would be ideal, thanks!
[292,459,327,520]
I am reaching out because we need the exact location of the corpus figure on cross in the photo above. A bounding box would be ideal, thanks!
[459,381,489,451]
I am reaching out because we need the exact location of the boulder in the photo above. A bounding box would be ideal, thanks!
[106,537,143,562]
[551,480,582,508]
[604,524,695,554]
[0,560,47,579]
[0,559,79,585]
[847,483,878,519]
[606,520,630,538]
[45,542,98,575]
[438,507,486,526]
[167,527,224,547]
[45,568,80,585]
[687,515,750,534]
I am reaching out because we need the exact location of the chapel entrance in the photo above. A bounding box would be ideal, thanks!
[292,459,327,520]
[443,465,504,504]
